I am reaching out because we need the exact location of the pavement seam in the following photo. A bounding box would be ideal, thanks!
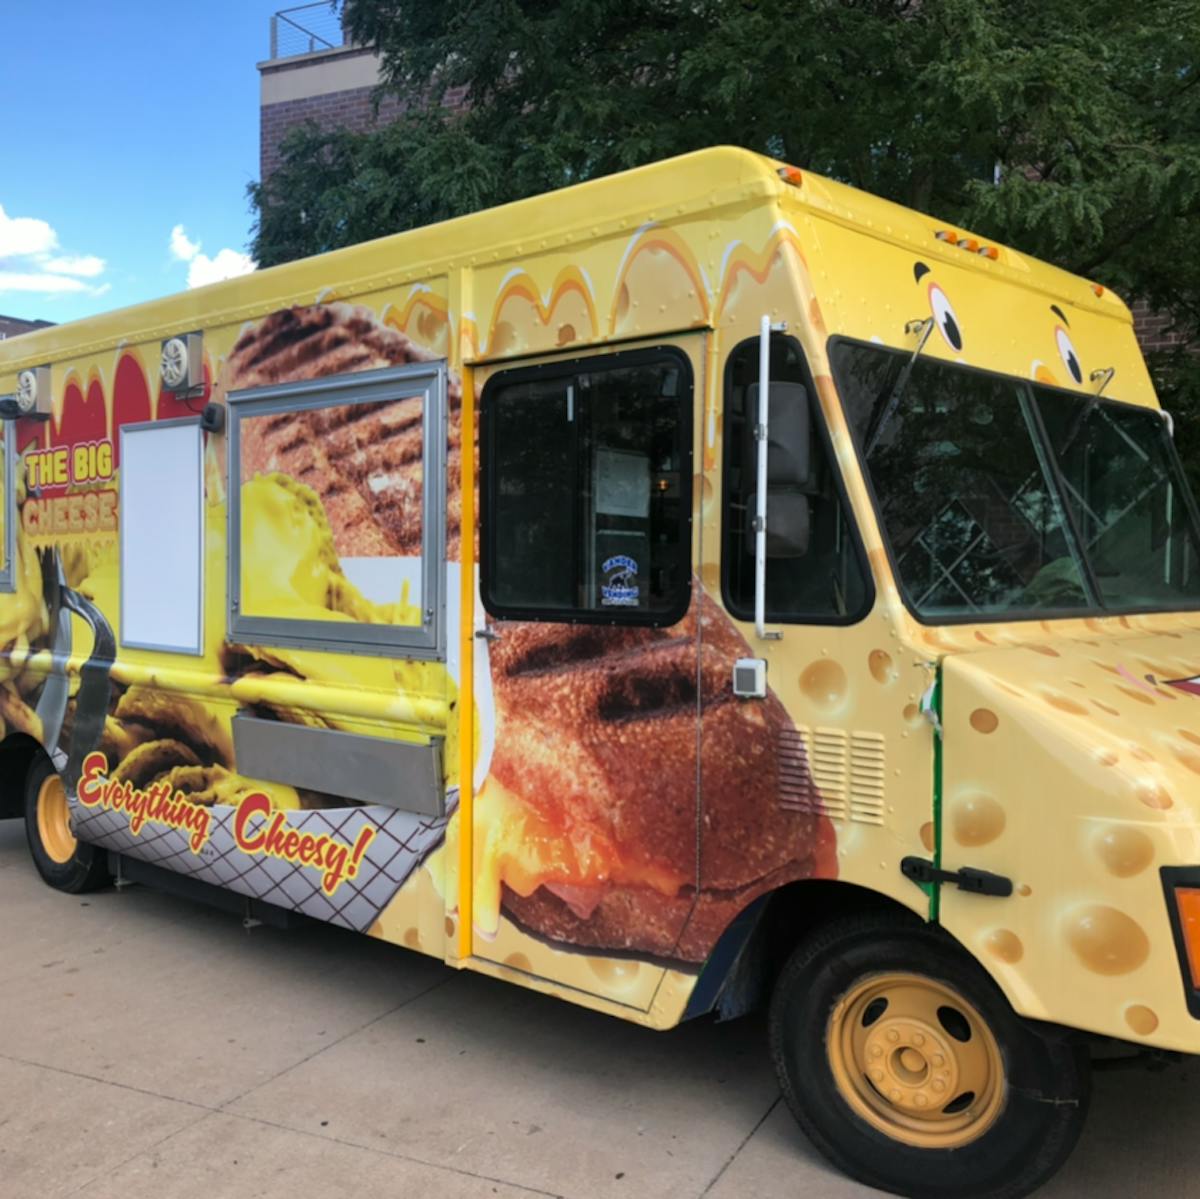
[0,1050,213,1114]
[58,1104,564,1199]
[3,987,566,1199]
[696,1094,781,1198]
[214,970,453,1112]
[222,1107,566,1199]
[62,1110,227,1198]
[207,970,572,1199]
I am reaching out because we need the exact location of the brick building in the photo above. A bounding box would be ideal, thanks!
[258,4,469,182]
[1132,300,1191,357]
[258,4,401,181]
[0,315,53,340]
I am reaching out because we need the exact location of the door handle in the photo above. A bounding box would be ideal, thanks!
[475,627,501,642]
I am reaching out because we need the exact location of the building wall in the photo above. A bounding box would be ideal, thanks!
[1132,299,1191,357]
[0,316,53,340]
[260,46,381,180]
[258,44,465,181]
[260,84,406,179]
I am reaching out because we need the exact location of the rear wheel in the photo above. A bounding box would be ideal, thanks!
[24,754,109,893]
[769,910,1089,1199]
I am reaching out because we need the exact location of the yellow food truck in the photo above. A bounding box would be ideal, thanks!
[2,146,1197,1198]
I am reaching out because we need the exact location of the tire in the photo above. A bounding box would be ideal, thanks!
[23,754,109,893]
[768,909,1090,1199]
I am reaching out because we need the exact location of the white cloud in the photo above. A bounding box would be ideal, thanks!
[169,223,255,289]
[187,247,256,289]
[169,224,200,262]
[0,203,108,299]
[0,271,91,294]
[43,254,106,278]
[0,205,57,258]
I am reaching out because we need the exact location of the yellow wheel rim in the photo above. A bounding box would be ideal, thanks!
[826,971,1006,1150]
[36,773,77,866]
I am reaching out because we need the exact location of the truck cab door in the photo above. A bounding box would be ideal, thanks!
[691,330,931,974]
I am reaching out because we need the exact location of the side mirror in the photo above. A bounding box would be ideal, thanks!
[747,491,810,557]
[743,381,814,557]
[745,382,814,492]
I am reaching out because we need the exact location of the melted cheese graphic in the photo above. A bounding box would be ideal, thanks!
[240,472,421,627]
[234,473,457,767]
[441,775,688,937]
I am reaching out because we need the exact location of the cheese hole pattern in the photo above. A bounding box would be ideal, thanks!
[1095,828,1155,878]
[1065,905,1150,975]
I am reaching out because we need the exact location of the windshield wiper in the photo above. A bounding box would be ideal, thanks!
[1048,395,1098,460]
[864,317,935,457]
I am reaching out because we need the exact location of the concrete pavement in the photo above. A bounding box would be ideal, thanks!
[1,818,1196,1199]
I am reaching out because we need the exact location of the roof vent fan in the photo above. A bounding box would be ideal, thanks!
[161,332,204,394]
[16,366,51,418]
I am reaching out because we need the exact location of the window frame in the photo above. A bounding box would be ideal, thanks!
[480,343,694,628]
[829,333,1200,625]
[0,423,15,593]
[719,333,875,627]
[227,361,447,660]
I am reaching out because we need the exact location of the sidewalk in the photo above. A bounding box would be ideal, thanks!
[0,820,1193,1198]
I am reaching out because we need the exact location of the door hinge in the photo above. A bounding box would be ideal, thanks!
[901,856,1012,898]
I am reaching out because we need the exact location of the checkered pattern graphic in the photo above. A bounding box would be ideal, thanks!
[72,792,455,932]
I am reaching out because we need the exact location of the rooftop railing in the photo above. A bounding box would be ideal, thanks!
[268,3,347,60]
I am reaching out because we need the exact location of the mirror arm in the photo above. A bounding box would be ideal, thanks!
[1089,366,1115,397]
[754,315,787,641]
[864,316,934,457]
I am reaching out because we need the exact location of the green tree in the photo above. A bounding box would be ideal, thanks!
[250,0,1200,469]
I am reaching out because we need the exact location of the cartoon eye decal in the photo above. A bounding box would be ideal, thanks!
[929,284,963,351]
[1055,325,1083,384]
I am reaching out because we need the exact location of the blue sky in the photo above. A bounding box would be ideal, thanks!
[0,1,298,325]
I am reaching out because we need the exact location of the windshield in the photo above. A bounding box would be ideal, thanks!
[832,339,1200,620]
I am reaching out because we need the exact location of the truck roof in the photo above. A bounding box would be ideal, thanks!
[0,145,1127,375]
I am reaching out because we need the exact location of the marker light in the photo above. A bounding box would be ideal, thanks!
[978,246,999,260]
[777,166,803,187]
[1091,283,1106,297]
[1173,887,1200,989]
[935,229,957,242]
[956,237,980,253]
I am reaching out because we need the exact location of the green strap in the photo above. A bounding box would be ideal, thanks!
[930,665,944,923]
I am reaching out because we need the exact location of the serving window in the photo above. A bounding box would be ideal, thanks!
[227,362,446,659]
[482,348,692,625]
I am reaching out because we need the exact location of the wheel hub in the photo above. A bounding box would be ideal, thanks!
[862,1017,958,1111]
[36,773,77,866]
[825,971,1006,1150]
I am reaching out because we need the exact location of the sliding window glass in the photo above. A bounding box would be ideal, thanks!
[482,349,691,624]
[227,361,446,658]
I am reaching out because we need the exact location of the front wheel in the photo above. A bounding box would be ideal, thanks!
[24,754,109,893]
[769,910,1089,1199]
